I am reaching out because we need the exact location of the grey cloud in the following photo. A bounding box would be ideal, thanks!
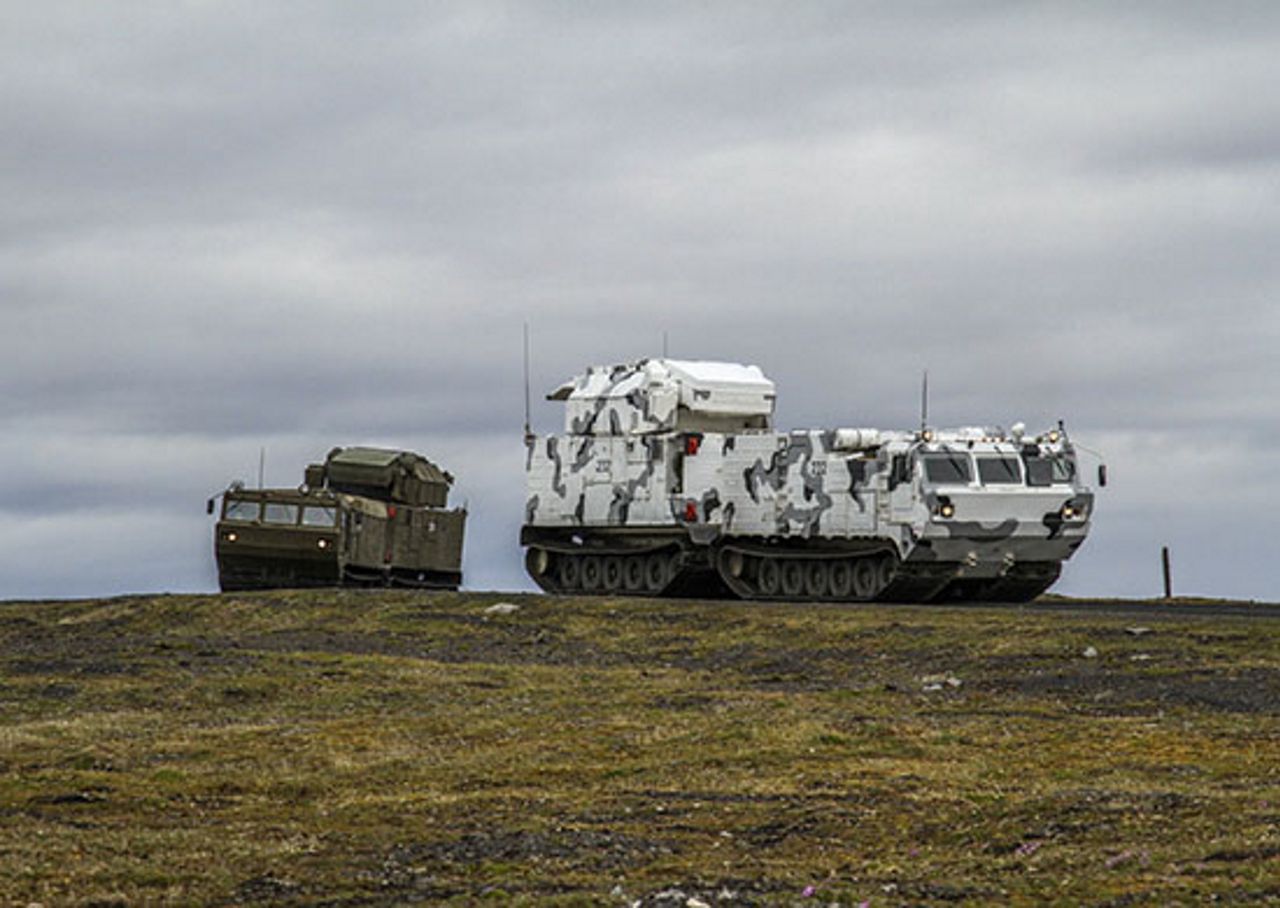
[2,3,1279,600]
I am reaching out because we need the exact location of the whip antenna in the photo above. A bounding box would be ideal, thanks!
[663,330,669,359]
[920,369,929,433]
[523,322,533,447]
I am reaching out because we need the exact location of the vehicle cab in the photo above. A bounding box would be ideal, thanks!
[889,424,1096,581]
[213,486,342,590]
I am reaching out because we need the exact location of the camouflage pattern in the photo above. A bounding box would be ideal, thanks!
[212,447,466,592]
[522,359,1096,603]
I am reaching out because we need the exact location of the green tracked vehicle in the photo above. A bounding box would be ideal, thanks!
[208,446,466,592]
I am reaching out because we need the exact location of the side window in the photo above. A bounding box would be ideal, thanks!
[302,506,337,527]
[1022,454,1053,487]
[922,453,973,485]
[889,454,911,491]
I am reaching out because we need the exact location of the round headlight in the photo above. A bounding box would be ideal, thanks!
[226,531,237,542]
[939,502,955,519]
[317,538,329,549]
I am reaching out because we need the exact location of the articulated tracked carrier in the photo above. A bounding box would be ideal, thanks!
[521,359,1098,603]
[211,446,466,591]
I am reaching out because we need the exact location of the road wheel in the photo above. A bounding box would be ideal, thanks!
[643,553,670,593]
[803,560,829,598]
[581,554,604,592]
[757,558,781,596]
[828,560,854,599]
[622,556,646,592]
[602,555,624,592]
[781,560,805,598]
[852,558,878,599]
[875,554,897,594]
[558,555,581,590]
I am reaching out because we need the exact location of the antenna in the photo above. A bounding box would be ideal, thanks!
[258,446,265,490]
[662,330,669,359]
[523,322,533,448]
[920,369,929,433]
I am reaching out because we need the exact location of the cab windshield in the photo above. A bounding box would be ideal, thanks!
[263,503,299,525]
[977,456,1022,485]
[922,452,973,485]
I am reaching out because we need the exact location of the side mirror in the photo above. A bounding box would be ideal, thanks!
[206,498,216,515]
[1097,465,1108,488]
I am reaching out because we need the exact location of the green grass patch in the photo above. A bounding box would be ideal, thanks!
[1,590,1278,904]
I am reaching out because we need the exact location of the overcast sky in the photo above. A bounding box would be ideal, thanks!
[3,2,1278,601]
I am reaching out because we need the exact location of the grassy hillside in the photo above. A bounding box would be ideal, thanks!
[1,590,1278,905]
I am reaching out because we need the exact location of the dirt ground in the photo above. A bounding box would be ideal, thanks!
[1,590,1278,905]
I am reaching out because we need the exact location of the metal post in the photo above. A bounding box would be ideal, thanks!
[1161,546,1172,599]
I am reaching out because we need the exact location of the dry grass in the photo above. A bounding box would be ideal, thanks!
[1,589,1278,905]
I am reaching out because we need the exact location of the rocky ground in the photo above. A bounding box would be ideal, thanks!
[1,589,1278,905]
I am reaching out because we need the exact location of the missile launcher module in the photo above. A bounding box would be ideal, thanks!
[211,446,466,592]
[521,359,1097,602]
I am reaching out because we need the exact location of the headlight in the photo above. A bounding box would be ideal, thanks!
[317,538,329,549]
[937,501,955,519]
[1061,502,1085,520]
[225,531,237,542]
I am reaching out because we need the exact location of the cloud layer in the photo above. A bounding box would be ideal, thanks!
[4,4,1279,600]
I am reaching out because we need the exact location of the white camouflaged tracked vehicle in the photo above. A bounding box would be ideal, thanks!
[521,359,1100,603]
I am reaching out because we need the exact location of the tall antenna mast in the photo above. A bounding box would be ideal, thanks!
[258,446,265,489]
[662,330,669,359]
[920,369,929,433]
[523,322,533,448]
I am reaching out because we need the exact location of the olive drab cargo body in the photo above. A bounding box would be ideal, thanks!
[211,446,466,592]
[521,359,1098,603]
